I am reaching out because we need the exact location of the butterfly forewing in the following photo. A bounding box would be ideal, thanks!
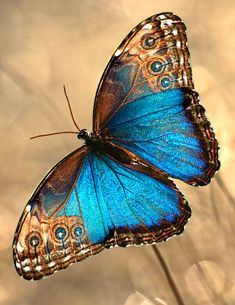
[93,12,193,131]
[12,146,104,280]
[93,12,219,185]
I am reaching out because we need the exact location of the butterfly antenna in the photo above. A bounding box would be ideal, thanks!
[30,131,78,140]
[30,86,81,140]
[63,85,80,132]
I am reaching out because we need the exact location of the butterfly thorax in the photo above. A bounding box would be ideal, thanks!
[77,129,105,152]
[77,128,134,165]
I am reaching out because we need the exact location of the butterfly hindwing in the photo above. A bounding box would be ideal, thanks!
[13,145,191,280]
[104,88,219,185]
[78,151,191,247]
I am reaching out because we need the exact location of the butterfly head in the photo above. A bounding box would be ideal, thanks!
[77,129,90,141]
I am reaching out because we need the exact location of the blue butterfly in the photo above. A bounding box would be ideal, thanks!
[13,12,220,280]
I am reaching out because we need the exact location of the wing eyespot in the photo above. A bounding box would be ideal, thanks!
[52,223,69,243]
[26,231,42,248]
[157,74,174,90]
[161,76,171,88]
[30,236,40,246]
[142,35,156,49]
[148,59,166,74]
[71,224,84,240]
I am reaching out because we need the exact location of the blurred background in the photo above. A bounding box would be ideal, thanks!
[0,1,234,304]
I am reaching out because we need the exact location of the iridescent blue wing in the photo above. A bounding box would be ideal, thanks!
[76,151,190,246]
[13,147,190,280]
[105,88,219,185]
[93,12,219,185]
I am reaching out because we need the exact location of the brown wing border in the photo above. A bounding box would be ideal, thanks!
[92,12,185,131]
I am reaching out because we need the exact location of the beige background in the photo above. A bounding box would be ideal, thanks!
[0,1,234,304]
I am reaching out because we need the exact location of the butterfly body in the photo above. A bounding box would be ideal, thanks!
[77,129,105,152]
[13,12,219,280]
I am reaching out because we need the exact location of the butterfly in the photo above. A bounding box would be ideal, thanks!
[13,12,220,280]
